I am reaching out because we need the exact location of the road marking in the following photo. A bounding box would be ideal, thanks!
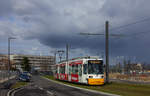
[38,87,44,90]
[37,86,55,96]
[46,90,54,96]
[7,82,31,96]
[42,76,120,96]
[7,87,24,96]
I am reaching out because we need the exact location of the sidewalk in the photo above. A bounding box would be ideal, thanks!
[0,76,16,84]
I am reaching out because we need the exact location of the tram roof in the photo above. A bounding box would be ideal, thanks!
[58,56,102,63]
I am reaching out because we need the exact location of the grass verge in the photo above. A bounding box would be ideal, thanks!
[43,75,150,96]
[11,81,28,89]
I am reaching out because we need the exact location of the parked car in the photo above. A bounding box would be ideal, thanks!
[18,73,31,82]
[22,71,32,78]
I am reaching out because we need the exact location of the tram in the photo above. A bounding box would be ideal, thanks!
[54,56,104,85]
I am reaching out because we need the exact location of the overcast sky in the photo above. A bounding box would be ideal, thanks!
[0,0,150,64]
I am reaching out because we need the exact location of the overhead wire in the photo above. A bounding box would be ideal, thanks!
[110,17,150,32]
[80,17,150,39]
[106,17,150,39]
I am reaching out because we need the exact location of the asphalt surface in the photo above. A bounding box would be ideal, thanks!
[15,75,111,96]
[0,78,16,96]
[14,84,50,96]
[0,88,8,96]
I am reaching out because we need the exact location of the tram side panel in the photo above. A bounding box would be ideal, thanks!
[68,62,72,82]
[68,60,83,83]
[59,63,68,81]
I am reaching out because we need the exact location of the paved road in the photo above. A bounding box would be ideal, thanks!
[0,78,16,96]
[0,88,8,96]
[15,75,112,96]
[14,84,50,96]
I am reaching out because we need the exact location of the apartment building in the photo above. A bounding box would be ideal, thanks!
[13,54,55,72]
[0,54,15,70]
[0,54,55,72]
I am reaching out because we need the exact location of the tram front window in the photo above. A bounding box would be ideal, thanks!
[88,60,103,74]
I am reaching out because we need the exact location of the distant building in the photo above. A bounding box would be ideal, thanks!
[124,63,143,74]
[0,54,15,70]
[0,54,55,72]
[12,54,55,72]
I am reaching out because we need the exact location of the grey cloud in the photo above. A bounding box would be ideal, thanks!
[0,0,13,17]
[21,0,150,62]
[0,0,150,62]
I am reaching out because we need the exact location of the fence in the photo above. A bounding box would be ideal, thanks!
[0,70,16,83]
[110,73,150,82]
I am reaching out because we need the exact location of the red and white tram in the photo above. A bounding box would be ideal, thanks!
[54,56,104,85]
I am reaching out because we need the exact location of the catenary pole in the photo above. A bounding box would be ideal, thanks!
[8,38,10,80]
[8,37,16,80]
[105,21,109,83]
[66,44,69,74]
[80,21,124,84]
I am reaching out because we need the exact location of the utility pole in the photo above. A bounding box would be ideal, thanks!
[51,50,58,64]
[105,21,109,83]
[8,37,16,80]
[54,52,57,64]
[8,38,10,79]
[66,44,69,61]
[66,44,69,74]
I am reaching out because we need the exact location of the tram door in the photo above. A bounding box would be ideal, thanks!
[78,64,82,82]
[82,64,88,84]
[68,63,72,82]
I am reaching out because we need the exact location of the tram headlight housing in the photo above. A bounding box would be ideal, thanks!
[89,76,93,78]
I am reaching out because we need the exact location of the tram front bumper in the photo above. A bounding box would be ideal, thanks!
[88,78,104,85]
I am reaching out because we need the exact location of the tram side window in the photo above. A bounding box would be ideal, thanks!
[69,65,72,74]
[75,64,78,74]
[83,64,87,74]
[59,66,61,73]
[60,66,65,74]
[78,64,82,76]
[62,66,65,74]
[72,65,74,74]
[72,64,78,74]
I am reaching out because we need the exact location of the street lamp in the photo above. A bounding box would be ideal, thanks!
[8,37,16,79]
[50,50,58,64]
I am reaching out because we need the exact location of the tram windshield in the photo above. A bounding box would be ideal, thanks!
[88,60,103,74]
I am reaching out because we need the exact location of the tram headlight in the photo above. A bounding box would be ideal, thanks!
[89,76,93,78]
[101,76,104,78]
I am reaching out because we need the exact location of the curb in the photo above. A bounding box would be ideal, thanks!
[42,76,120,96]
[7,87,22,96]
